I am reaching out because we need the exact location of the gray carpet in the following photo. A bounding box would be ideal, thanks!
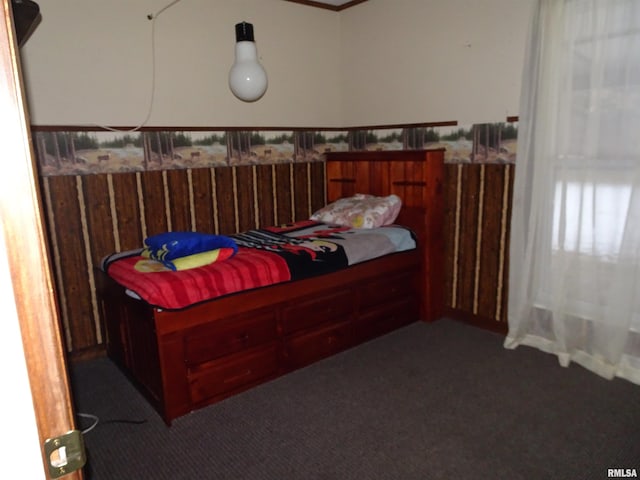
[70,318,640,480]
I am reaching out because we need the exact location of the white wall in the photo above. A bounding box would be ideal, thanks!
[340,0,534,126]
[19,0,534,128]
[20,0,342,127]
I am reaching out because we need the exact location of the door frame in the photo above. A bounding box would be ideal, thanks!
[0,1,82,478]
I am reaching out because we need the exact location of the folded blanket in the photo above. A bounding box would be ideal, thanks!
[143,231,237,271]
[139,247,236,271]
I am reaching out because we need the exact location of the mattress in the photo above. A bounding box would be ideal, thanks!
[102,220,417,310]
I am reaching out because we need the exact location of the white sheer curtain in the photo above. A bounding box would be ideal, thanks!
[505,0,640,385]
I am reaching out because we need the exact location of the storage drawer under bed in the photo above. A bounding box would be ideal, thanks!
[358,271,417,311]
[187,344,279,406]
[281,289,354,335]
[183,310,278,366]
[353,296,419,343]
[283,320,351,370]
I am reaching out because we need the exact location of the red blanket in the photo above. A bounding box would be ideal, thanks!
[106,247,291,310]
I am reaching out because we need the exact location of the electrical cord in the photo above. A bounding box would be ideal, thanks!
[89,0,183,133]
[148,0,182,20]
[77,412,99,434]
[76,412,148,434]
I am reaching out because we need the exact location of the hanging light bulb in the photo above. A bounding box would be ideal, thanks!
[229,22,268,102]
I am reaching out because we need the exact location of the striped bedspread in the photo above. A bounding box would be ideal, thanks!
[102,220,416,310]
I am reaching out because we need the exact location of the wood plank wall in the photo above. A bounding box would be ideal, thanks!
[41,162,326,357]
[443,163,514,334]
[40,160,514,358]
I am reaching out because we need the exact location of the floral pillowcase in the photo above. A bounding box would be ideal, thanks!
[310,194,402,229]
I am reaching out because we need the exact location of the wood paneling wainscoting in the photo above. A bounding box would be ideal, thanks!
[41,160,514,358]
[443,163,514,334]
[41,162,326,358]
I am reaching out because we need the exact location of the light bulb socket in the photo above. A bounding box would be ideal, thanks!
[235,22,255,42]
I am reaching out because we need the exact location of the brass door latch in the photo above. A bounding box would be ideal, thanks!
[44,430,86,478]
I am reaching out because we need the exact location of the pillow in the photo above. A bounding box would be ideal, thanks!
[310,194,402,229]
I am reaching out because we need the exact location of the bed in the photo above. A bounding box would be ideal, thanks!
[96,148,445,425]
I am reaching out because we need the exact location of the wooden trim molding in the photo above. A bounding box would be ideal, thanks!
[444,307,509,335]
[282,0,369,11]
[29,119,459,132]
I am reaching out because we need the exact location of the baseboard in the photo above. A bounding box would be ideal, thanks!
[68,345,107,363]
[443,307,509,335]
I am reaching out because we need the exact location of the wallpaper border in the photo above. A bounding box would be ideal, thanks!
[32,120,518,177]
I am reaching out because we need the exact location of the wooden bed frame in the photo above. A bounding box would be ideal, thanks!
[97,149,445,425]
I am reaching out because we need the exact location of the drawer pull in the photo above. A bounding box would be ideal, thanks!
[329,178,356,184]
[230,333,250,345]
[392,180,426,186]
[223,369,252,384]
[326,334,341,345]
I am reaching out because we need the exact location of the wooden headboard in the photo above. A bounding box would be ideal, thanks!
[324,149,445,322]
